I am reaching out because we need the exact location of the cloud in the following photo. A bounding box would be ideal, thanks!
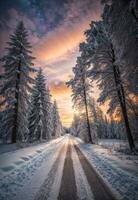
[0,0,103,126]
[34,0,102,65]
[38,46,79,85]
[0,8,40,55]
[50,80,69,93]
[32,0,103,126]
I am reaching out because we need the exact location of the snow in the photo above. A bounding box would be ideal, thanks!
[47,139,68,200]
[0,138,63,175]
[0,135,138,200]
[97,139,129,151]
[0,136,66,200]
[75,137,138,200]
[0,143,20,154]
[71,140,94,200]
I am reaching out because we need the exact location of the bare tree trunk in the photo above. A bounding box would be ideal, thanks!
[84,91,93,143]
[111,45,135,151]
[111,48,135,151]
[82,75,93,144]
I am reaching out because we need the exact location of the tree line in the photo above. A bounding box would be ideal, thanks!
[67,0,138,152]
[0,22,63,144]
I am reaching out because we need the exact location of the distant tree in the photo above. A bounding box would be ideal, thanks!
[42,87,53,140]
[0,21,35,143]
[71,115,81,137]
[71,113,90,142]
[52,100,62,137]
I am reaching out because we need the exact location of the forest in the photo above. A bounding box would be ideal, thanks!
[0,0,137,153]
[67,0,138,152]
[0,1,138,200]
[0,22,64,144]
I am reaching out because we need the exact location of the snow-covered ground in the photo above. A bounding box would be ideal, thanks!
[97,139,138,153]
[75,137,138,200]
[71,140,95,200]
[0,143,20,154]
[0,136,66,200]
[0,135,138,200]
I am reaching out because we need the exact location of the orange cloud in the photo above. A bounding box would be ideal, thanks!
[32,1,103,126]
[34,23,84,63]
[33,2,102,65]
[50,81,70,94]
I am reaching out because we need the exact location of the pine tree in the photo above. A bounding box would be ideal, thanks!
[0,21,35,143]
[66,46,93,144]
[71,115,81,137]
[103,2,138,144]
[28,69,50,142]
[43,87,53,140]
[85,20,135,151]
[103,1,138,96]
[52,100,62,138]
[79,113,91,142]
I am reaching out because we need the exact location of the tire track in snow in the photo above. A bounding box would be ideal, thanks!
[14,138,67,200]
[71,140,95,200]
[34,143,67,200]
[74,144,117,200]
[58,140,78,200]
[0,138,66,200]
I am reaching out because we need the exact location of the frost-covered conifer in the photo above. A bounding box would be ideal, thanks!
[28,69,51,142]
[66,47,93,143]
[43,87,53,140]
[85,20,135,151]
[52,100,62,137]
[102,1,138,96]
[70,115,81,137]
[0,21,35,143]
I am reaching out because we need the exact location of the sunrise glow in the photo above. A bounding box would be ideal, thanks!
[0,0,103,126]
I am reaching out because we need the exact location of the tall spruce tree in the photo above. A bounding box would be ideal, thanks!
[0,21,35,143]
[28,68,51,142]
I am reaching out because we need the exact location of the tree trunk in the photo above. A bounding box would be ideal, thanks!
[85,96,93,143]
[113,64,135,151]
[110,44,135,151]
[82,76,93,144]
[11,59,21,143]
[131,8,138,22]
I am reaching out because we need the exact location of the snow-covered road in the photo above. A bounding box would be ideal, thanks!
[0,135,138,200]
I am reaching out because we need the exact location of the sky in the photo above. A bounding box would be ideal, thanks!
[0,0,103,127]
